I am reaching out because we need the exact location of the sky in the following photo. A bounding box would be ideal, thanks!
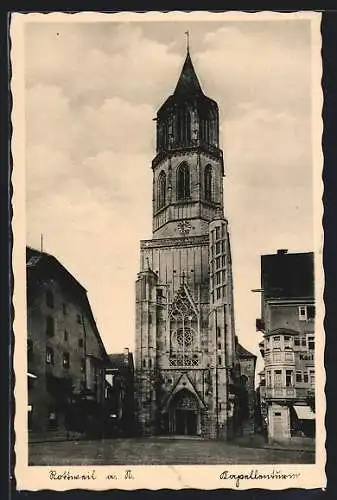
[25,17,315,376]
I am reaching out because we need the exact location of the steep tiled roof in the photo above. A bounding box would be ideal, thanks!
[26,246,86,292]
[237,343,257,359]
[26,246,108,362]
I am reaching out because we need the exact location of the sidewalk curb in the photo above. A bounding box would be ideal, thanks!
[233,443,315,453]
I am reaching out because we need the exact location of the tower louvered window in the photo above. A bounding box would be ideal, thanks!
[176,109,191,145]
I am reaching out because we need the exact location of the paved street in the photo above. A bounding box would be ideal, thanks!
[29,437,315,466]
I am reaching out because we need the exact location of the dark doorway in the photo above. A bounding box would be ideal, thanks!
[175,409,197,435]
[169,389,199,436]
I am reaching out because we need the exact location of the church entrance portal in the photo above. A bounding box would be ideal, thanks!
[169,389,200,436]
[175,409,197,435]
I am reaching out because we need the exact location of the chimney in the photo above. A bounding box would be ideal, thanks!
[123,347,129,366]
[277,249,288,255]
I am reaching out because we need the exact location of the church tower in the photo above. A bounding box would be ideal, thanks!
[135,46,238,439]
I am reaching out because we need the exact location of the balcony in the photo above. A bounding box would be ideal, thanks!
[264,386,296,400]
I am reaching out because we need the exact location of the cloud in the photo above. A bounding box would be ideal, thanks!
[26,83,155,159]
[222,104,312,189]
[196,23,311,120]
[25,22,182,108]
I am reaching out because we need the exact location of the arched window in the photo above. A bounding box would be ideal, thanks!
[204,165,213,202]
[177,163,190,200]
[210,108,219,147]
[157,171,166,210]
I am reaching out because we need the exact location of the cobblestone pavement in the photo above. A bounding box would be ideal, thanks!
[29,437,315,466]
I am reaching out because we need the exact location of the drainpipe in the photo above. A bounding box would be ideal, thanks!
[215,308,219,438]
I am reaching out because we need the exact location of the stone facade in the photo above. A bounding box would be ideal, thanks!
[27,247,108,435]
[134,50,238,439]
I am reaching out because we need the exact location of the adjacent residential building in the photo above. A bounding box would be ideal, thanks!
[256,250,315,443]
[255,369,267,435]
[134,48,242,439]
[236,339,257,435]
[27,247,109,436]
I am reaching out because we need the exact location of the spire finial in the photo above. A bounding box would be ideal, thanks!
[185,30,190,52]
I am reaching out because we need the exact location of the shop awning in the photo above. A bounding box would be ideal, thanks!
[293,405,315,420]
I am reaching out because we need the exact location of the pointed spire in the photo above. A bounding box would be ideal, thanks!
[174,44,203,97]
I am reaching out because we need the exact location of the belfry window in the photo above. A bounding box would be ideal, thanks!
[204,165,213,202]
[176,109,191,145]
[157,171,166,210]
[177,163,190,200]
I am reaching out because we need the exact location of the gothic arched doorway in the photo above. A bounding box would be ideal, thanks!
[169,389,200,436]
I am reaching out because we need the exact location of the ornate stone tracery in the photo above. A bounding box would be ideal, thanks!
[169,284,199,367]
[176,327,193,347]
[174,390,198,410]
